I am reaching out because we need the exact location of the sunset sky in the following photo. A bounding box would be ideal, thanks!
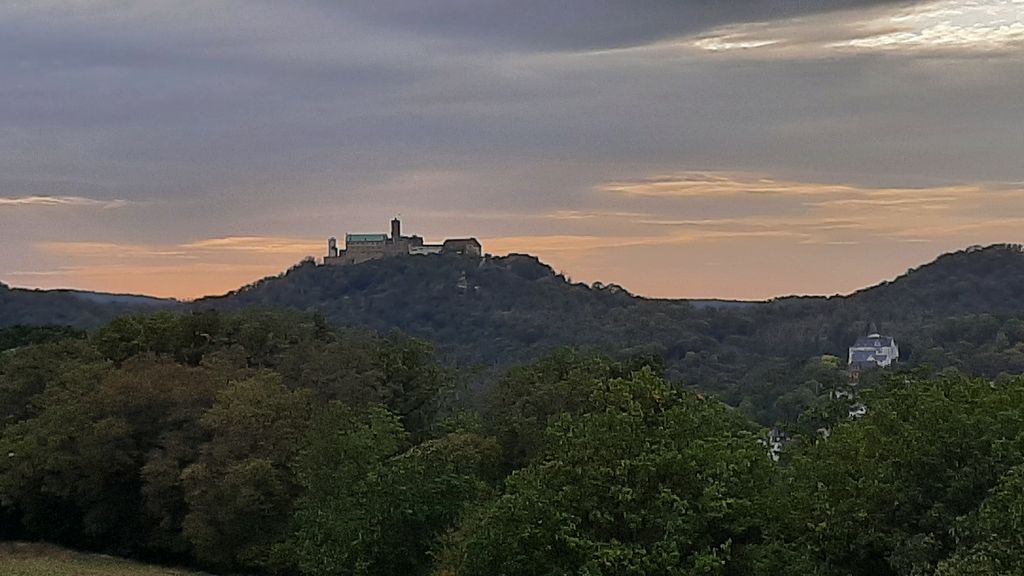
[2,0,1023,300]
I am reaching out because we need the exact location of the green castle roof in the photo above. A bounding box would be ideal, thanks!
[347,233,388,242]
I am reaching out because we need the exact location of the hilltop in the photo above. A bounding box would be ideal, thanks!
[847,243,1024,314]
[197,253,684,367]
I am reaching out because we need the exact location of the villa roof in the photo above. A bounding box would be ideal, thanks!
[850,349,885,364]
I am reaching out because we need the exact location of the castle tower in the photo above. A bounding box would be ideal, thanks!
[390,217,402,241]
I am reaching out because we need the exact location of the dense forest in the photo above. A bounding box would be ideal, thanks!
[7,245,1024,425]
[2,310,1024,575]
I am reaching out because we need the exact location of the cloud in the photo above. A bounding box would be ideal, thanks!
[599,171,1015,206]
[568,171,1024,250]
[38,241,192,258]
[485,223,832,255]
[686,0,1024,58]
[198,173,1024,287]
[17,172,1024,300]
[484,234,660,254]
[541,209,653,221]
[0,195,127,208]
[478,172,1024,298]
[39,236,323,258]
[835,22,1024,52]
[335,0,923,51]
[600,172,859,198]
[182,236,324,254]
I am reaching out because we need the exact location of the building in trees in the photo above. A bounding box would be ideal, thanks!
[848,333,899,370]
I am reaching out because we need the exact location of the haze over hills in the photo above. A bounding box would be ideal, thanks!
[0,282,175,328]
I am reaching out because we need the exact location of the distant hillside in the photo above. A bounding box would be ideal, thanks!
[850,243,1024,314]
[753,243,1024,356]
[7,245,1024,423]
[199,245,1024,361]
[56,289,176,307]
[0,282,177,328]
[193,245,1024,421]
[198,253,689,367]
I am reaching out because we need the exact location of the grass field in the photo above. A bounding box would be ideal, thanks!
[0,542,210,576]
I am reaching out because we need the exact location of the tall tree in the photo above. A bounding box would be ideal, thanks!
[443,368,773,576]
[181,374,314,572]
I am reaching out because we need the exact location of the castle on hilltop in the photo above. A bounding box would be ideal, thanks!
[324,218,482,266]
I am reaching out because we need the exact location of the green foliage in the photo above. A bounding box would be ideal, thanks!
[0,310,456,573]
[937,464,1024,575]
[181,375,314,570]
[0,338,105,426]
[0,357,223,551]
[96,311,222,366]
[484,348,640,470]
[8,309,1024,576]
[777,373,1024,576]
[284,405,499,576]
[443,368,773,576]
[0,325,85,351]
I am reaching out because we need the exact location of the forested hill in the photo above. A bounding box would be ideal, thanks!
[0,282,177,328]
[188,245,1024,419]
[200,245,1024,360]
[848,243,1024,314]
[7,245,1024,423]
[198,253,681,367]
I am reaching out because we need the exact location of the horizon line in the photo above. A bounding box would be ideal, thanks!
[5,242,1016,304]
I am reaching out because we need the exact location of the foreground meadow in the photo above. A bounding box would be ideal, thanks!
[0,543,208,576]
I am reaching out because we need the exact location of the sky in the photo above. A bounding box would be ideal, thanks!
[1,0,1022,300]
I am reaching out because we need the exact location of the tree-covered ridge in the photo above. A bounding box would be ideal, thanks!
[200,245,1024,423]
[846,243,1024,315]
[4,312,1024,575]
[8,244,1024,425]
